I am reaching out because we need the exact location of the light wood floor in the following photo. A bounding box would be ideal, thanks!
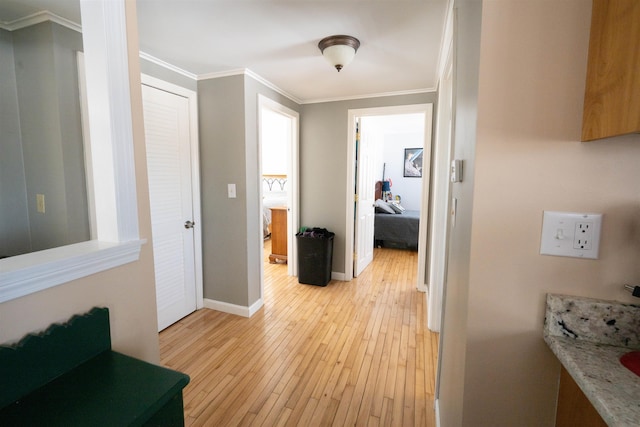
[159,240,439,426]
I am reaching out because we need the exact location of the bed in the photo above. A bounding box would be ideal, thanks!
[373,181,420,250]
[375,210,420,250]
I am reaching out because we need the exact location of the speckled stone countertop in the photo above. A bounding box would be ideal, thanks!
[544,294,640,426]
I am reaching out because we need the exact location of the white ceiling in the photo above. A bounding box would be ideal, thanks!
[0,0,450,104]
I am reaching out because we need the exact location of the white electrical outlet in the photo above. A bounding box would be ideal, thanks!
[573,222,593,250]
[540,211,602,259]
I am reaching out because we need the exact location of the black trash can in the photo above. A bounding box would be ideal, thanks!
[296,228,334,286]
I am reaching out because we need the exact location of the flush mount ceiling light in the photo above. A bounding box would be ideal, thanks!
[318,35,360,72]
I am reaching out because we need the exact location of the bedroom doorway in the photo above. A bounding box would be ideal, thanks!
[258,96,299,295]
[346,104,433,290]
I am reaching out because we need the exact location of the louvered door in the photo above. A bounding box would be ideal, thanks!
[142,83,196,331]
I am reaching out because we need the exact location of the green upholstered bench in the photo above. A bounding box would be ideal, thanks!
[0,307,190,426]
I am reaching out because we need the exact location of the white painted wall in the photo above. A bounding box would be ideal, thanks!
[365,114,425,210]
[380,131,424,210]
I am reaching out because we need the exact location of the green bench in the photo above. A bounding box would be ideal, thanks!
[0,307,190,426]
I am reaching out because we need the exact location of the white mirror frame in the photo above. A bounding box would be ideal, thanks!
[0,0,143,303]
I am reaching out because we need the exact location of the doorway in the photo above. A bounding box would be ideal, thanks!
[346,104,433,289]
[141,75,203,331]
[258,96,299,297]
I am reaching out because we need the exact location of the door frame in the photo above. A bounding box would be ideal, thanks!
[345,103,433,286]
[428,51,454,333]
[141,74,204,311]
[258,95,300,288]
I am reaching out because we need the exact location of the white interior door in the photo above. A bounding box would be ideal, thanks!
[354,119,379,276]
[142,83,197,331]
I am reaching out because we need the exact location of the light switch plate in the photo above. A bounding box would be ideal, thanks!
[227,183,236,198]
[36,194,45,213]
[451,159,463,183]
[540,211,602,259]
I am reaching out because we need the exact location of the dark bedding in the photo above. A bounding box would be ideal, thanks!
[374,210,420,250]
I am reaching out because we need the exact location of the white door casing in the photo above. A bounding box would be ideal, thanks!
[141,76,202,331]
[428,50,454,333]
[415,104,434,293]
[345,104,433,282]
[258,95,300,291]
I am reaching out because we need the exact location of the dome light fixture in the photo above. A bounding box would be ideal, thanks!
[318,35,360,72]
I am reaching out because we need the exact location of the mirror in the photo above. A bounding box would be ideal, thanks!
[0,0,90,258]
[0,0,143,304]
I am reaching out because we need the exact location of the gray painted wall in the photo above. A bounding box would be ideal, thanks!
[0,22,88,255]
[381,131,425,211]
[300,92,437,274]
[52,22,90,246]
[139,58,197,91]
[199,75,249,306]
[198,74,301,307]
[437,0,482,425]
[15,21,68,251]
[0,29,31,256]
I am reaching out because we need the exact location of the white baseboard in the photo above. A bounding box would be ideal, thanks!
[331,271,346,281]
[203,298,264,318]
[248,298,264,316]
[435,398,441,427]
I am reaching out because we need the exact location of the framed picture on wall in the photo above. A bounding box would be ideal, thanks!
[404,148,423,177]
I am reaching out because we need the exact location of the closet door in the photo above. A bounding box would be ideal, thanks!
[142,83,197,331]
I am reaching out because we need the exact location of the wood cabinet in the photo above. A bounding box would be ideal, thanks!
[555,366,607,427]
[582,0,640,141]
[269,207,287,263]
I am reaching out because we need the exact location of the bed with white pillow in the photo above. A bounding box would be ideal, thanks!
[374,199,419,250]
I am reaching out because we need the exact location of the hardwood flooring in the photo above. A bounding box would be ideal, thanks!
[159,240,439,426]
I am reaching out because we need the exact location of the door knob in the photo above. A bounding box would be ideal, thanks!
[184,220,195,229]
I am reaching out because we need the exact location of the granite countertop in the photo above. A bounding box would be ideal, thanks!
[544,294,640,426]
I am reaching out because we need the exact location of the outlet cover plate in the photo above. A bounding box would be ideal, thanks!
[540,211,602,259]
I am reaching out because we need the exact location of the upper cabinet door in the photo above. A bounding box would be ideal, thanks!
[581,0,640,141]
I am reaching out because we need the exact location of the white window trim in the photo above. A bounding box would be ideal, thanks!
[0,0,144,303]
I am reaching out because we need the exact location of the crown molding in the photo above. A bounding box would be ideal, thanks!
[197,67,433,105]
[198,68,302,105]
[139,59,300,103]
[197,68,246,80]
[139,51,197,80]
[244,69,302,104]
[0,11,81,33]
[135,54,434,106]
[301,87,436,105]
